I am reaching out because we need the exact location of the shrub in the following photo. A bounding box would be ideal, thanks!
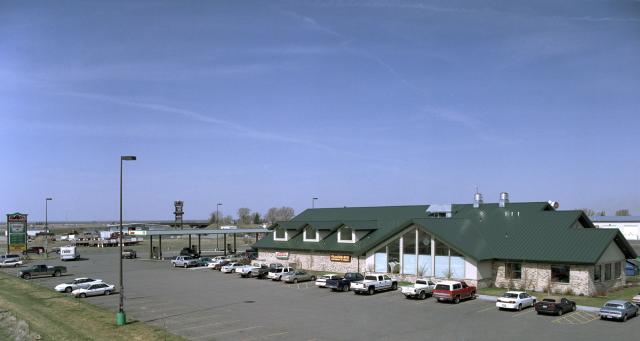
[564,288,575,296]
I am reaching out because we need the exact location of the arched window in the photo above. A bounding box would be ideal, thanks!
[303,225,319,242]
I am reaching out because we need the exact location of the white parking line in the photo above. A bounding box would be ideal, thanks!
[240,331,289,341]
[171,319,243,332]
[475,305,496,313]
[191,325,263,339]
[512,309,535,318]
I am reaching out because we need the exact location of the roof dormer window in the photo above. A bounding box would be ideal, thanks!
[338,226,355,243]
[303,225,319,242]
[273,227,288,241]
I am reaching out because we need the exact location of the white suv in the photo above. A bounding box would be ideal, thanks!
[267,267,294,281]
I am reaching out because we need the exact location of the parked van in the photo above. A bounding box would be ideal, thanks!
[60,246,80,261]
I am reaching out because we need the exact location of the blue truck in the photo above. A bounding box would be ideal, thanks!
[325,272,364,292]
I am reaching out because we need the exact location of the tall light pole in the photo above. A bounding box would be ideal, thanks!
[216,203,222,250]
[44,198,52,257]
[118,155,136,326]
[312,197,318,209]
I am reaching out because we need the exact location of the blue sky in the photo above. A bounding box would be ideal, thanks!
[1,0,639,221]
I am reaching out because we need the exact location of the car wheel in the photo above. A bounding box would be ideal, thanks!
[65,287,72,293]
[622,314,627,322]
[104,290,111,296]
[453,296,460,304]
[342,285,350,292]
[293,279,298,284]
[80,293,86,298]
[173,263,176,267]
[14,264,18,268]
[391,282,397,290]
[23,273,31,280]
[572,304,576,312]
[54,270,61,277]
[557,309,563,316]
[183,264,188,268]
[368,287,375,296]
[532,299,537,307]
[634,310,638,318]
[418,291,426,300]
[311,276,316,281]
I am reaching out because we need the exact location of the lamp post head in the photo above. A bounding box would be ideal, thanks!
[121,156,137,161]
[46,198,53,201]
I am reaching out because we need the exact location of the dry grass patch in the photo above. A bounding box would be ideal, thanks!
[0,272,186,341]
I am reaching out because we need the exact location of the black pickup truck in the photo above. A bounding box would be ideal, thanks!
[325,272,364,292]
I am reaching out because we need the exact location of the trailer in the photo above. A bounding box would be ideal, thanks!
[60,246,80,261]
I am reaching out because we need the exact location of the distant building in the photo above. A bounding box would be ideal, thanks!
[253,194,636,296]
[591,216,640,241]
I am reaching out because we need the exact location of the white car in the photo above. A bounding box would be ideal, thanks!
[55,277,104,293]
[315,274,339,288]
[221,263,244,273]
[632,293,640,306]
[72,283,115,298]
[496,291,537,311]
[0,258,23,268]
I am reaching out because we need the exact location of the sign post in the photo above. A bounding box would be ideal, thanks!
[7,213,28,254]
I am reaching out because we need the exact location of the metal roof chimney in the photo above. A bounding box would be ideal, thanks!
[473,192,483,208]
[499,192,509,208]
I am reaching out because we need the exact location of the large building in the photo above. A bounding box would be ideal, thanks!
[253,194,637,296]
[591,216,640,241]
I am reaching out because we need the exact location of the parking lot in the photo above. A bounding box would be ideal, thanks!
[3,248,639,341]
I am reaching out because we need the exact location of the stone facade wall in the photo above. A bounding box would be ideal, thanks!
[492,262,626,296]
[257,250,360,273]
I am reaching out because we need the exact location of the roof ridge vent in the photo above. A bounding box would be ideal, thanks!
[473,192,483,208]
[499,192,509,208]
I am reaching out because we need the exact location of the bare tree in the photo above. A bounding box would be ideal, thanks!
[222,215,234,225]
[264,207,295,223]
[237,208,252,225]
[209,211,222,225]
[615,209,630,216]
[580,208,595,217]
[597,210,606,216]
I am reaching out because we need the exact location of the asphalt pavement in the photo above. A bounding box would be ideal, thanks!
[3,248,639,341]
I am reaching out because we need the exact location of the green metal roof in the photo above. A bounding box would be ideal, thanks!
[252,202,637,264]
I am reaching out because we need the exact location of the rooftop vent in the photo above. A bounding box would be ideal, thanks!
[499,192,509,208]
[473,192,483,208]
[548,201,560,210]
[426,204,452,218]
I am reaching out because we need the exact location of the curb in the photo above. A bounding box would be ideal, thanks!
[477,294,600,312]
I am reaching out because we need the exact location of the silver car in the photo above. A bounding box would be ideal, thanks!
[282,270,317,284]
[599,300,639,322]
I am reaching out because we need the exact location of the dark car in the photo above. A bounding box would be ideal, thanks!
[121,249,137,259]
[252,263,283,279]
[325,272,364,292]
[535,297,576,316]
[179,247,199,258]
[212,260,230,271]
[25,246,45,255]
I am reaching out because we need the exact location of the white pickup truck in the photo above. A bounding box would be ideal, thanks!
[400,278,436,300]
[352,274,398,295]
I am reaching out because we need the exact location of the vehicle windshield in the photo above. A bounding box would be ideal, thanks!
[416,280,427,285]
[542,299,556,302]
[604,303,622,308]
[435,284,450,290]
[364,275,377,281]
[502,293,519,298]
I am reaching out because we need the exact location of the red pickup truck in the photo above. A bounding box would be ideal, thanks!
[432,280,476,304]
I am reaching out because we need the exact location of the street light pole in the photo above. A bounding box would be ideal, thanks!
[312,197,318,209]
[44,198,52,257]
[118,155,136,326]
[216,203,222,250]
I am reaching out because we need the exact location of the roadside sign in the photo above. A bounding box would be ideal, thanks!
[275,251,289,260]
[7,213,28,253]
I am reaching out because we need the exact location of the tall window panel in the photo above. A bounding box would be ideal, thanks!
[402,230,417,275]
[417,230,432,277]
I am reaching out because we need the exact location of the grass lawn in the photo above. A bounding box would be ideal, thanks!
[0,272,186,341]
[478,285,640,308]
